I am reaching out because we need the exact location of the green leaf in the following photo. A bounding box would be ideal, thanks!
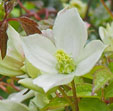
[83,65,105,79]
[68,83,98,98]
[41,97,69,111]
[93,68,113,92]
[11,8,20,17]
[74,76,84,84]
[104,81,113,98]
[0,2,4,21]
[79,98,108,111]
[76,83,92,97]
[108,103,113,110]
[108,62,113,73]
[24,2,35,10]
[0,100,29,111]
[18,78,44,93]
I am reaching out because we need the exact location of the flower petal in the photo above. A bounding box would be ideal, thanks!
[0,25,25,76]
[0,54,24,76]
[7,25,24,59]
[42,29,55,44]
[8,89,34,102]
[75,40,106,76]
[99,27,113,51]
[33,73,74,92]
[22,34,57,73]
[99,27,106,41]
[53,8,87,60]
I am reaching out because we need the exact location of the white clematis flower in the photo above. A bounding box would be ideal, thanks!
[22,8,106,92]
[0,25,25,76]
[0,25,40,77]
[99,22,113,51]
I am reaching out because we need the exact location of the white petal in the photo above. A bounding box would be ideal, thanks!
[0,25,25,76]
[99,27,113,51]
[22,34,57,73]
[99,27,107,41]
[8,89,34,102]
[33,73,74,92]
[53,8,87,60]
[7,25,24,59]
[0,54,24,76]
[42,29,55,44]
[75,40,106,76]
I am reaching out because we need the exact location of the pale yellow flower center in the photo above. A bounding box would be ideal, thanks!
[55,49,76,74]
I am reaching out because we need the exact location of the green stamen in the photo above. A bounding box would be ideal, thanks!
[55,49,76,74]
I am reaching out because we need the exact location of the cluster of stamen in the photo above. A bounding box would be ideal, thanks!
[55,50,76,74]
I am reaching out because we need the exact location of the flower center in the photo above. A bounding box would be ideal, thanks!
[55,49,76,74]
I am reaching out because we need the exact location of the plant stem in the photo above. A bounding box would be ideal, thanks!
[71,80,79,111]
[84,0,93,20]
[7,18,19,22]
[59,86,72,104]
[17,0,41,20]
[110,0,113,11]
[17,0,30,14]
[109,98,113,103]
[58,86,74,109]
[100,0,113,19]
[101,88,105,102]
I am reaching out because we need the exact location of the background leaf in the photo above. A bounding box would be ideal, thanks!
[93,68,113,92]
[0,21,8,59]
[41,97,68,111]
[79,98,108,111]
[104,81,113,98]
[18,17,41,35]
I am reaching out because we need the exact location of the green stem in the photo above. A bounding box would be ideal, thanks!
[58,86,74,109]
[71,80,79,111]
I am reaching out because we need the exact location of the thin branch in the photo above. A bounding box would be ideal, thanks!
[17,0,30,14]
[59,86,72,104]
[109,0,113,11]
[58,86,74,109]
[84,0,93,20]
[17,0,41,20]
[101,88,105,102]
[100,0,113,19]
[71,80,79,111]
[10,80,20,91]
[7,18,19,22]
